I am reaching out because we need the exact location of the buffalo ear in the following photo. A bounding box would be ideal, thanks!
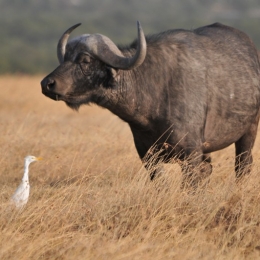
[106,66,119,79]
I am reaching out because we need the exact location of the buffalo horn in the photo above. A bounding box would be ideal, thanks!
[57,23,81,64]
[88,21,147,70]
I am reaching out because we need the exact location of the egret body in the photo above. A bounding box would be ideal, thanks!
[11,155,42,209]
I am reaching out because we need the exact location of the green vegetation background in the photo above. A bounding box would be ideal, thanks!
[1,0,260,74]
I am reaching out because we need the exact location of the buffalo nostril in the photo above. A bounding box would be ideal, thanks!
[41,77,55,90]
[46,78,55,90]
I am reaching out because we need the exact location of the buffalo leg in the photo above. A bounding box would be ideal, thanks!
[181,151,212,188]
[202,153,211,164]
[150,165,165,180]
[143,147,166,180]
[235,123,258,178]
[150,153,212,181]
[202,153,213,175]
[130,128,166,180]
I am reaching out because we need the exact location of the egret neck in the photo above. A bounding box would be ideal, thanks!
[22,159,31,183]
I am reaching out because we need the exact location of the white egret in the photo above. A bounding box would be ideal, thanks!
[11,155,42,209]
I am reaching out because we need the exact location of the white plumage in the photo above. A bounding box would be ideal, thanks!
[11,155,42,209]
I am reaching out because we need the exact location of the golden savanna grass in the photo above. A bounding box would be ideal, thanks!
[1,75,260,259]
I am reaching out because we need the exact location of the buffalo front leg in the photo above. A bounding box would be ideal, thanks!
[141,145,166,180]
[130,128,166,180]
[147,164,165,180]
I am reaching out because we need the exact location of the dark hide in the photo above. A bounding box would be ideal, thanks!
[41,23,260,186]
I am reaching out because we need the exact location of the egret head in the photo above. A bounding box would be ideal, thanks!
[25,155,42,164]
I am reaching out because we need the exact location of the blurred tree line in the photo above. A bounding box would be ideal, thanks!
[1,0,260,74]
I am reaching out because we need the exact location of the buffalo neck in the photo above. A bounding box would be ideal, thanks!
[100,68,164,130]
[101,69,149,127]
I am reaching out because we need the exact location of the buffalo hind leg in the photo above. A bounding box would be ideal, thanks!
[235,124,258,179]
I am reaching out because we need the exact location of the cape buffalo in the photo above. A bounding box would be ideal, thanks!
[41,22,260,186]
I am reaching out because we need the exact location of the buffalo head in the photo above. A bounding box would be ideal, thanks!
[41,22,146,110]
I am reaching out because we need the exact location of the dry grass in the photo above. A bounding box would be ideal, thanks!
[1,75,260,259]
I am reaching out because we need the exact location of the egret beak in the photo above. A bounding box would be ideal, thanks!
[36,157,43,161]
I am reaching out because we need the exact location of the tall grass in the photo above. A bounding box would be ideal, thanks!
[1,75,260,259]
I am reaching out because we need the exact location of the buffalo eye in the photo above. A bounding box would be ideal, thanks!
[76,53,92,64]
